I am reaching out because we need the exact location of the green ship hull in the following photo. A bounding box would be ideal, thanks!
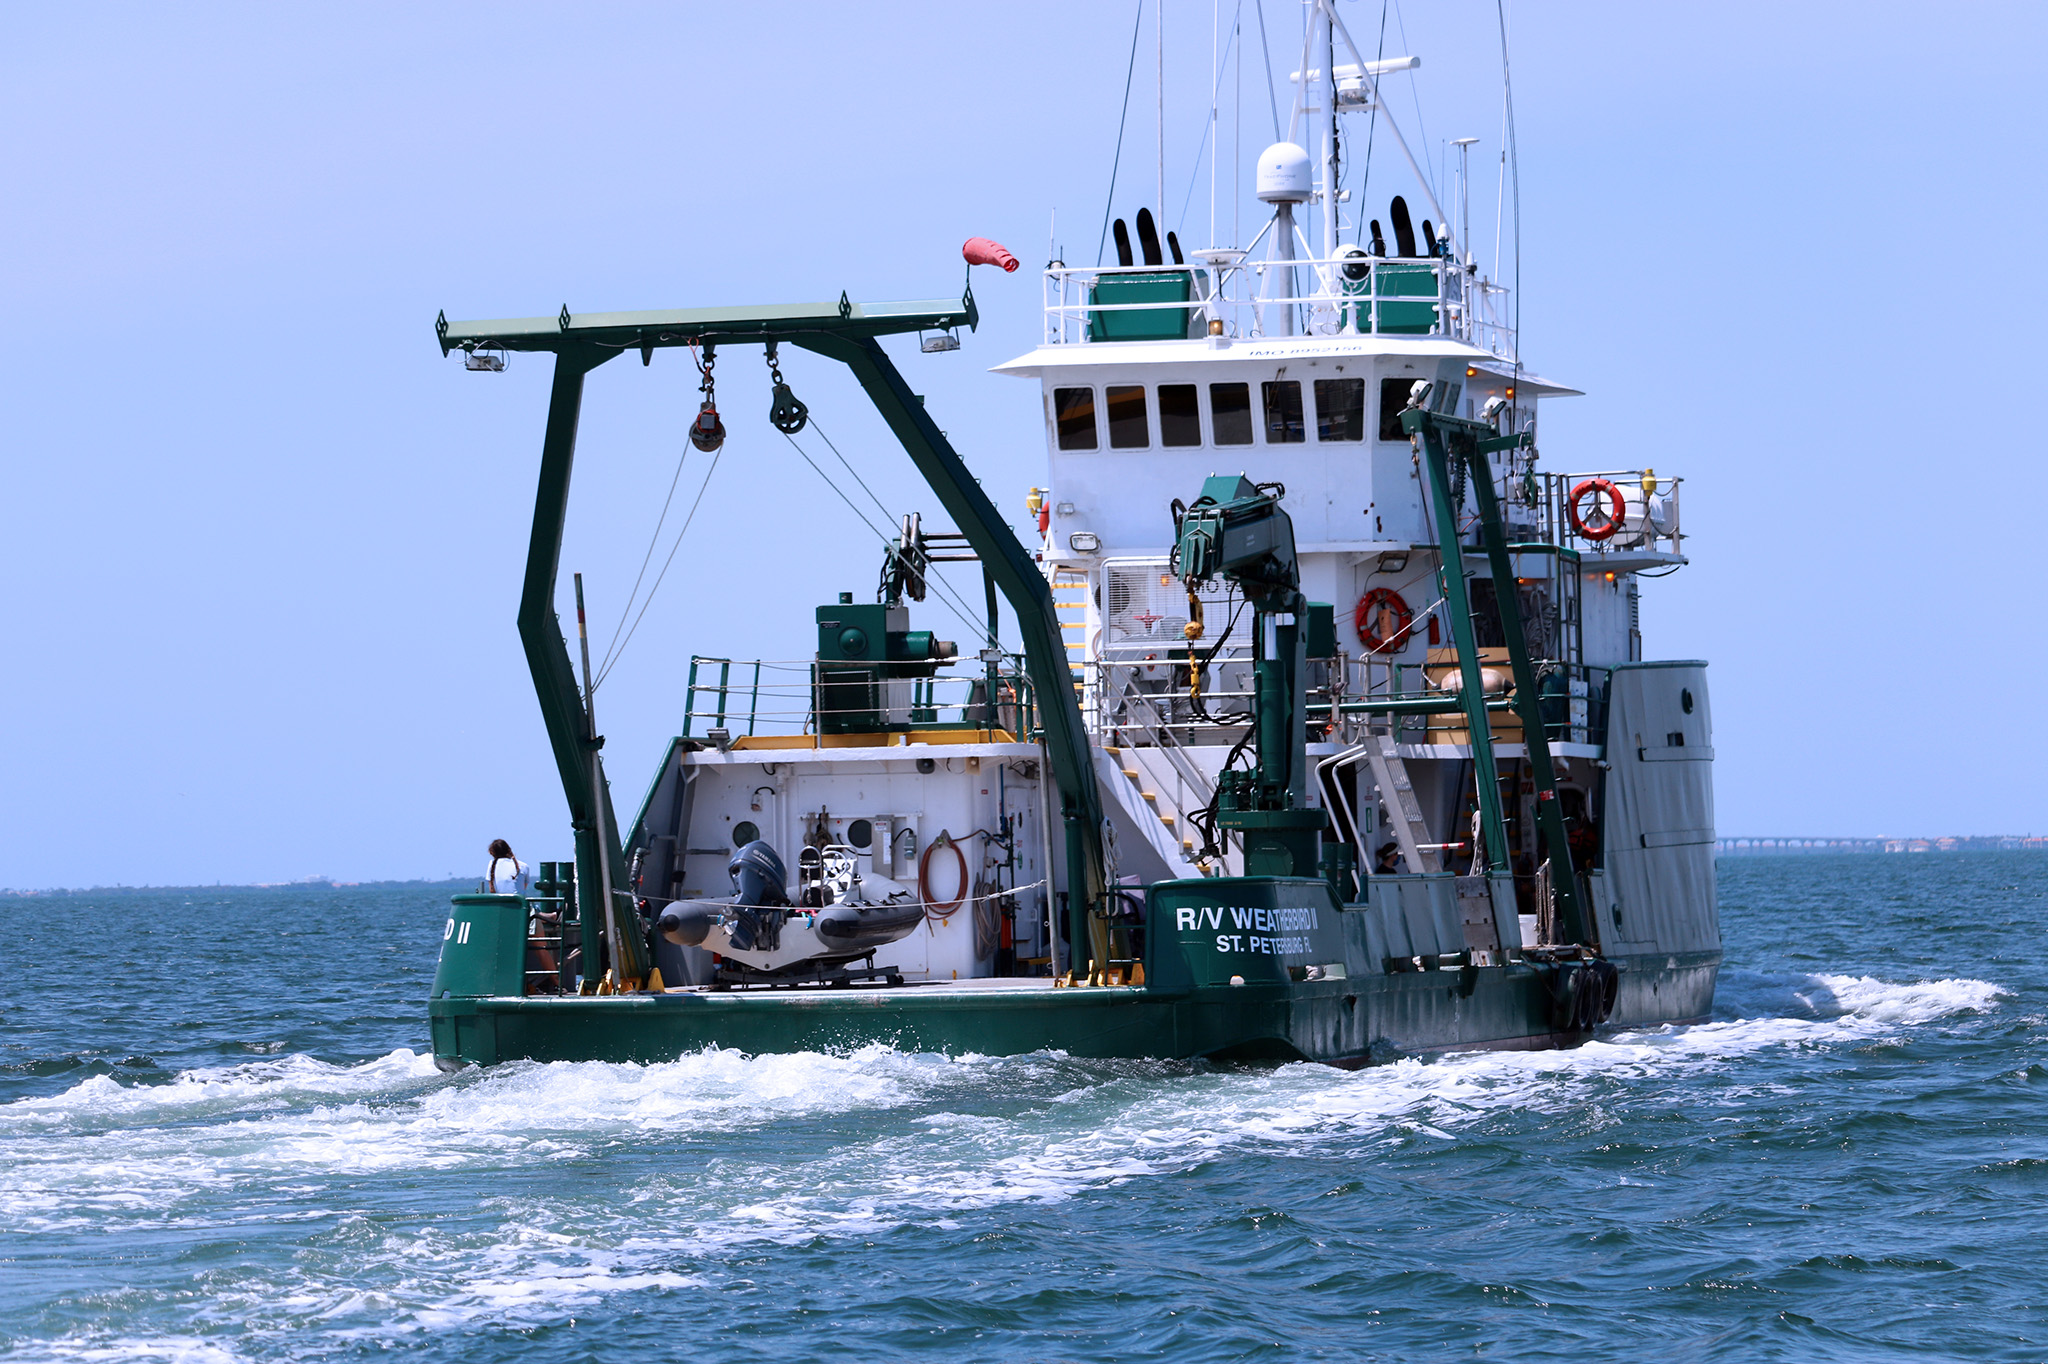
[430,880,1718,1068]
[423,292,1724,1073]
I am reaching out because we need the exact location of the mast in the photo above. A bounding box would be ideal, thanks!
[1157,0,1165,233]
[1453,137,1479,267]
[1316,4,1337,264]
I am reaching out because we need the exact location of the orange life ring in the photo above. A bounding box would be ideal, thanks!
[1354,587,1414,653]
[1568,478,1625,541]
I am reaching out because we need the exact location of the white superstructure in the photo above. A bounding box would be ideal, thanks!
[629,3,1714,987]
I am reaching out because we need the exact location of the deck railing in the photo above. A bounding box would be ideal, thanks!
[1041,253,1515,358]
[681,656,1037,741]
[1339,656,1612,749]
[1529,470,1686,558]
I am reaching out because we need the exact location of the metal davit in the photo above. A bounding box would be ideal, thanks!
[433,290,1110,991]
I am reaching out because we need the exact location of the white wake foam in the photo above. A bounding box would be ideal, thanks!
[0,967,2005,1350]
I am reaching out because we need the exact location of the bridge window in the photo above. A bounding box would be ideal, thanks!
[1054,387,1098,450]
[1378,377,1413,440]
[1210,383,1253,445]
[1106,384,1150,448]
[1263,380,1305,443]
[1158,384,1202,446]
[1315,378,1366,441]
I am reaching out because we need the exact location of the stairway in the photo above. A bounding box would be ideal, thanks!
[1099,665,1227,877]
[1093,745,1206,880]
[1363,732,1442,874]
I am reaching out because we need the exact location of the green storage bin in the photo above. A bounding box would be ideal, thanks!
[1371,263,1440,335]
[1089,271,1194,342]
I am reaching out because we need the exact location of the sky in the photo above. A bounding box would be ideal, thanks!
[3,2,2043,888]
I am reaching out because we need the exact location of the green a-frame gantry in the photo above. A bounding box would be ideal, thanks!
[1400,374,1590,947]
[435,292,1109,986]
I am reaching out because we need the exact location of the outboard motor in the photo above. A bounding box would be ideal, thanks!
[731,840,789,907]
[727,839,790,952]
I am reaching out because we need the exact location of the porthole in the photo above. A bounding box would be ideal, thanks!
[732,820,760,847]
[848,818,874,850]
[1681,688,1695,714]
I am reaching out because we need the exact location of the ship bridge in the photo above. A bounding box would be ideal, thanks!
[994,255,1687,885]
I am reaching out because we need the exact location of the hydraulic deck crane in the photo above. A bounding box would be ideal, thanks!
[1171,476,1330,881]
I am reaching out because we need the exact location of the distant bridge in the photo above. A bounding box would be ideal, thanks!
[1718,835,2046,854]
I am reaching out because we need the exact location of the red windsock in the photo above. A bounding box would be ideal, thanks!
[963,237,1020,272]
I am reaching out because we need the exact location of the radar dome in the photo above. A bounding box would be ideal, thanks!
[1255,141,1312,204]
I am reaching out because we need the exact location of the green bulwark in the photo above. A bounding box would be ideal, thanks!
[1145,878,1346,990]
[1089,271,1194,342]
[431,895,529,1000]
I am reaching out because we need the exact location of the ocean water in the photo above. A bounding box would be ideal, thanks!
[3,855,2044,1362]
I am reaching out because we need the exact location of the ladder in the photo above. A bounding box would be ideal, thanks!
[1363,733,1442,874]
[1050,567,1090,693]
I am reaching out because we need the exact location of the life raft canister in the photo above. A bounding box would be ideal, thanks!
[1567,478,1625,541]
[1354,587,1414,653]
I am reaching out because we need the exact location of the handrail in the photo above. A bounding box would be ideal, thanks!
[1040,254,1515,358]
[681,655,1028,737]
[1534,470,1686,556]
[1101,664,1217,807]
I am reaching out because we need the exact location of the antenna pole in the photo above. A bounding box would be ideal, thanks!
[1158,0,1165,229]
[1453,136,1479,268]
[1318,1,1337,262]
[1233,3,1241,247]
[1209,0,1218,247]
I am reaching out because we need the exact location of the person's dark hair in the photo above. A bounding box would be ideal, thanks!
[488,838,514,860]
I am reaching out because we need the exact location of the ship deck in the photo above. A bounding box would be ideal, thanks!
[657,976,1080,998]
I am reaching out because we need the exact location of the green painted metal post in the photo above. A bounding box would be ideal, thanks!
[517,346,651,987]
[1411,424,1512,876]
[1464,432,1591,946]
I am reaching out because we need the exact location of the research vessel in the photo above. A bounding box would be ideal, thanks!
[428,5,1718,1069]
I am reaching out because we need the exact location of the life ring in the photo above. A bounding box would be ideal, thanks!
[1354,587,1414,653]
[918,830,968,919]
[1567,478,1625,541]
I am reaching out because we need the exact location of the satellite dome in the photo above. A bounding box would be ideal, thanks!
[1255,141,1312,204]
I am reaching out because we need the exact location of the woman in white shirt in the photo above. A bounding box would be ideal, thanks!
[486,839,531,895]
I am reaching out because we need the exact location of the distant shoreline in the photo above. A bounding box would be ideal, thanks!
[0,877,474,897]
[8,844,2048,893]
[1719,836,2047,855]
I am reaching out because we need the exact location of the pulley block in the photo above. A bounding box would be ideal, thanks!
[769,381,809,434]
[690,400,726,452]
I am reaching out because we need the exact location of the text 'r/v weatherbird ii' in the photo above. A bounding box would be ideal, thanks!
[428,1,1717,1069]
